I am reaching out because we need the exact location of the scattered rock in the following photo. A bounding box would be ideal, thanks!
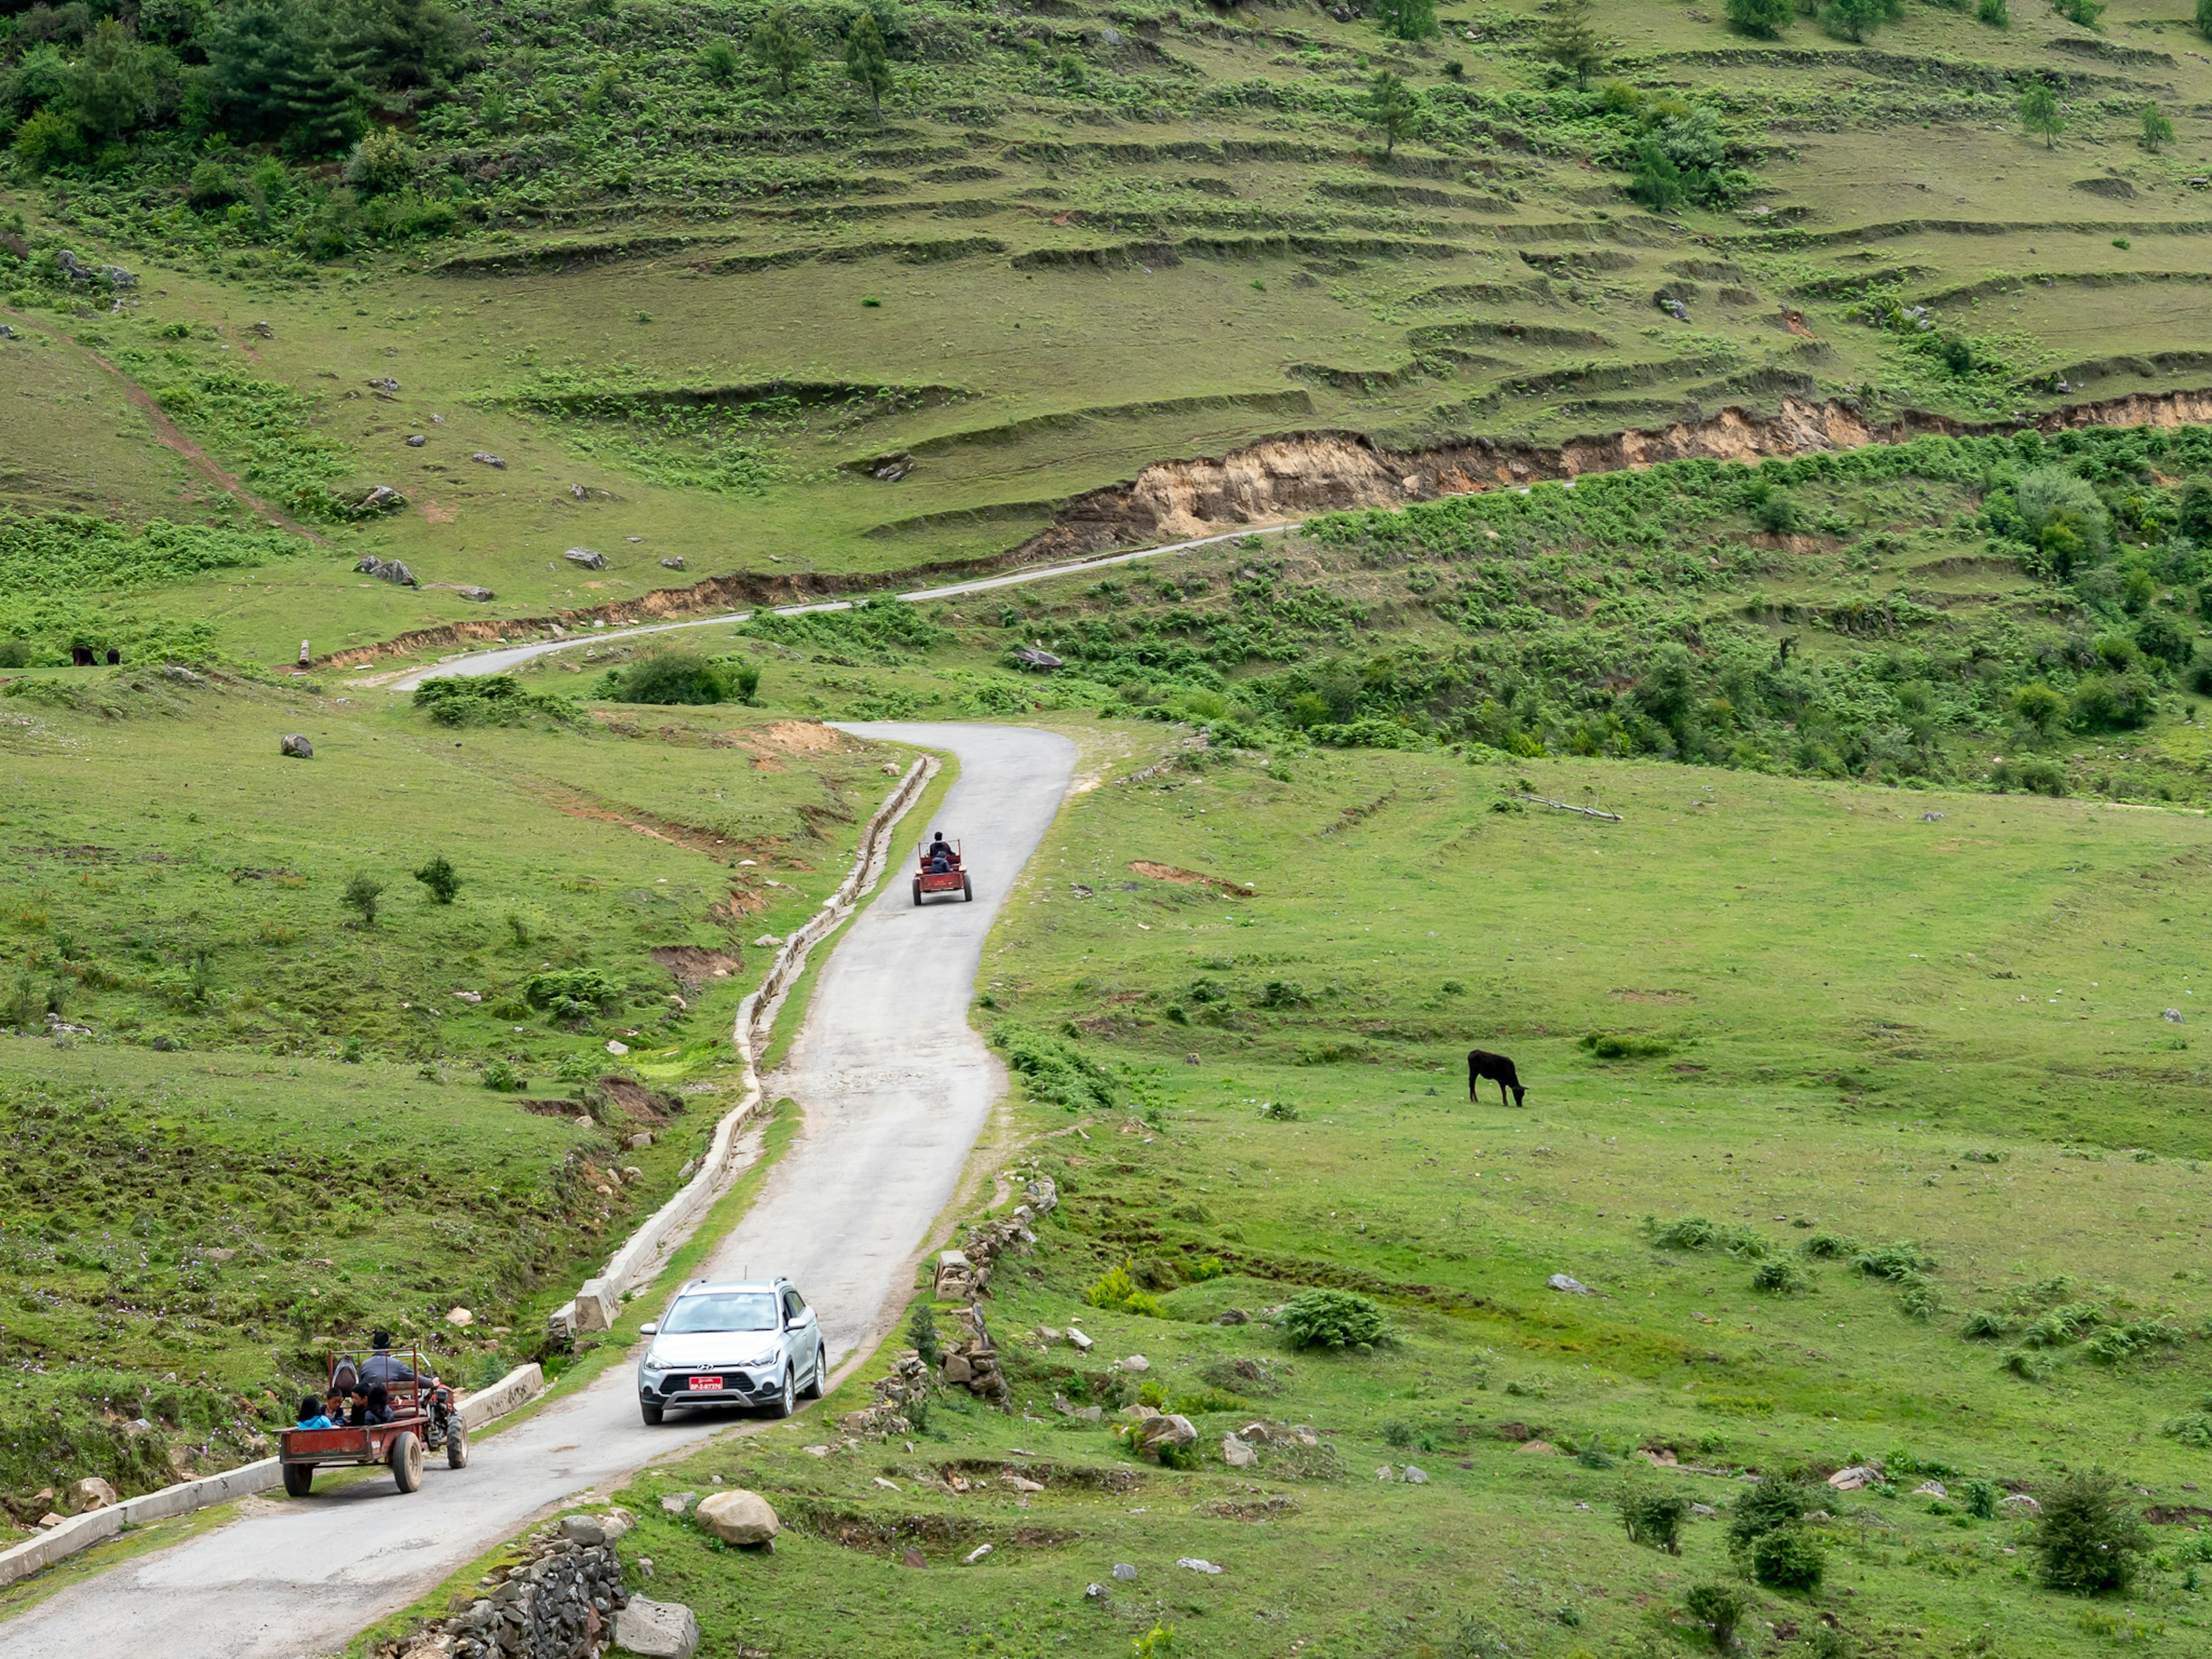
[612,1596,699,1659]
[1176,1557,1223,1575]
[1066,1328,1093,1352]
[803,1444,830,1457]
[658,1492,698,1516]
[1920,811,1946,822]
[1547,1273,1594,1294]
[964,1544,993,1565]
[71,1476,118,1511]
[368,377,400,394]
[2002,1493,2042,1514]
[1828,1465,1883,1491]
[2165,1008,2186,1023]
[660,557,686,570]
[1519,1441,1559,1456]
[559,1514,606,1546]
[627,1132,654,1150]
[1214,1308,1249,1326]
[900,1546,927,1569]
[472,451,506,468]
[358,484,407,511]
[356,554,416,585]
[873,1476,900,1491]
[453,585,495,601]
[406,434,427,447]
[1690,1502,1718,1517]
[37,1513,65,1530]
[1403,1465,1430,1484]
[605,1039,629,1056]
[565,548,609,570]
[280,733,313,759]
[1112,1562,1138,1581]
[601,1509,636,1541]
[1136,1413,1196,1451]
[1914,1480,1948,1499]
[452,990,482,1003]
[446,1306,474,1327]
[694,1488,779,1546]
[1084,1583,1108,1602]
[1222,1433,1257,1469]
[1185,1052,1201,1064]
[1115,1354,1150,1373]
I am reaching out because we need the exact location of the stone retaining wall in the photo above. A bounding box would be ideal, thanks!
[378,1516,631,1659]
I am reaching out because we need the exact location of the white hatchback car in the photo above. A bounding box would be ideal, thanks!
[635,1278,826,1425]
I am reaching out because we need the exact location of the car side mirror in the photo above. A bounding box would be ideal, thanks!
[639,1322,658,1336]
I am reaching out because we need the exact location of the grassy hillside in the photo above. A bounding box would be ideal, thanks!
[0,660,907,1528]
[7,0,2212,662]
[535,718,2212,1659]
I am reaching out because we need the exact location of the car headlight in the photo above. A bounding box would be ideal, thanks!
[640,1355,666,1373]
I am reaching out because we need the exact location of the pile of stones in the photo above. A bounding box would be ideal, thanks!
[380,1513,632,1659]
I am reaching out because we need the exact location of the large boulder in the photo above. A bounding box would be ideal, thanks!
[280,734,313,759]
[695,1488,779,1546]
[565,547,609,570]
[71,1476,118,1511]
[613,1597,699,1659]
[1136,1413,1196,1451]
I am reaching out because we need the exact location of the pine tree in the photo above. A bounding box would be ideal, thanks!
[748,7,812,96]
[2141,101,2174,153]
[65,18,160,142]
[2017,78,2063,148]
[1367,69,1419,158]
[1374,0,1439,42]
[843,12,893,120]
[1537,0,1609,88]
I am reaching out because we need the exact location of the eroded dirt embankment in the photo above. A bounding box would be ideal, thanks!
[1010,387,2212,561]
[319,386,2212,671]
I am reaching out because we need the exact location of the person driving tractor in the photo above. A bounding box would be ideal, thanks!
[926,832,954,873]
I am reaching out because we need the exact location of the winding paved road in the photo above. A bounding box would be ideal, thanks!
[378,527,1287,690]
[0,723,1074,1659]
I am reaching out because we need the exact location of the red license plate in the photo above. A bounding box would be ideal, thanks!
[687,1376,723,1391]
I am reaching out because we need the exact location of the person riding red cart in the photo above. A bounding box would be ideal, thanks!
[913,830,972,906]
[276,1331,468,1496]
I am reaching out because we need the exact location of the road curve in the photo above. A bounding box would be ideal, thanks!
[380,526,1290,691]
[0,723,1074,1659]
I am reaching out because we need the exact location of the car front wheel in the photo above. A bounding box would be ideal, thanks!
[641,1400,664,1426]
[767,1367,795,1418]
[800,1342,827,1399]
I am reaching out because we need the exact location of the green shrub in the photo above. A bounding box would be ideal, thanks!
[1749,1525,1825,1590]
[480,1057,527,1092]
[1963,1478,2001,1518]
[1896,1277,1942,1320]
[1978,0,2008,25]
[1619,1487,1690,1553]
[602,650,752,706]
[2165,1412,2212,1449]
[990,1023,1119,1112]
[1960,1310,2009,1340]
[1752,1259,1809,1295]
[1724,0,1793,32]
[412,854,460,905]
[523,968,619,1021]
[1580,1031,1672,1059]
[1085,1259,1162,1316]
[342,873,384,927]
[2034,1469,2149,1593]
[2002,1347,2054,1381]
[12,109,89,172]
[906,1301,941,1368]
[1728,1478,1813,1558]
[1852,1239,1936,1281]
[1683,1582,1745,1649]
[1280,1288,1387,1350]
[411,675,581,728]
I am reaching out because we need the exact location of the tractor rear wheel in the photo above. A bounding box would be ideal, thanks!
[389,1430,424,1494]
[961,874,973,902]
[282,1462,313,1498]
[912,877,922,906]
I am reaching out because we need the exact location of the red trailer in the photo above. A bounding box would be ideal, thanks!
[914,839,972,905]
[276,1343,468,1497]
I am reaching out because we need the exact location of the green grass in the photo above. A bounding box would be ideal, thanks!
[6,0,2212,666]
[0,662,916,1526]
[582,716,2212,1658]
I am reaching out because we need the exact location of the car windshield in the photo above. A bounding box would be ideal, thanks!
[662,1291,779,1335]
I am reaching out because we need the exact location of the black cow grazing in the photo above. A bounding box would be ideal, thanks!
[1468,1049,1527,1107]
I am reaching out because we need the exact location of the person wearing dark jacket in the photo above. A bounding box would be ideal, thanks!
[359,1331,419,1393]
